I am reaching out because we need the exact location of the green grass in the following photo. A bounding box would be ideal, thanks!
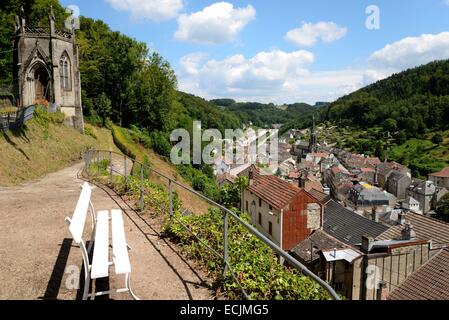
[0,106,17,114]
[388,137,449,178]
[0,111,120,186]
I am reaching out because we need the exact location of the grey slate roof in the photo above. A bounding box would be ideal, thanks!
[323,200,389,246]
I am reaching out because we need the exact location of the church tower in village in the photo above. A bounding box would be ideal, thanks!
[13,7,84,132]
[309,114,318,153]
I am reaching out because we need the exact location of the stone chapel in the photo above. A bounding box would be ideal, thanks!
[13,7,84,131]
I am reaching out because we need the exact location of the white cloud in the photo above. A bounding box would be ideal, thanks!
[368,32,449,70]
[105,0,183,22]
[178,49,365,104]
[285,21,347,47]
[179,31,449,104]
[174,2,256,45]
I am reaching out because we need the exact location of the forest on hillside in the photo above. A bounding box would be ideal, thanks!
[322,60,449,138]
[210,99,316,128]
[314,60,449,177]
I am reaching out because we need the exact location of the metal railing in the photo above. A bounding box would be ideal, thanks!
[0,105,35,131]
[83,149,340,300]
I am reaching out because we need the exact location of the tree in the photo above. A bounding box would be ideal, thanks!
[94,93,111,126]
[436,193,449,222]
[220,177,249,208]
[383,118,397,133]
[432,133,443,145]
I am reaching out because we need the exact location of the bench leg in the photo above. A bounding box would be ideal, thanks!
[126,273,140,300]
[82,269,91,300]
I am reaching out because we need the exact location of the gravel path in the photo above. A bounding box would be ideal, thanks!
[0,162,214,300]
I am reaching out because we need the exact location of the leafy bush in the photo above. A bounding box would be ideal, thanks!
[164,208,331,300]
[150,131,172,157]
[432,133,444,145]
[84,126,97,140]
[49,111,66,124]
[111,125,138,160]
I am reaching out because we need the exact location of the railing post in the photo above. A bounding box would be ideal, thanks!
[97,151,100,177]
[109,151,112,182]
[124,155,127,184]
[139,164,144,210]
[169,180,173,223]
[223,210,229,278]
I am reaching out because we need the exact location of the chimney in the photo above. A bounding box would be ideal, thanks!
[401,224,416,241]
[362,235,374,253]
[371,208,378,222]
[398,212,406,225]
[248,168,254,186]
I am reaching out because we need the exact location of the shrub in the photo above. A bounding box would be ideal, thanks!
[150,131,172,157]
[49,111,66,124]
[164,208,331,300]
[432,133,443,145]
[84,126,97,140]
[111,125,138,160]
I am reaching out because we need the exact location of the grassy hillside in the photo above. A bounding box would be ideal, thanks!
[312,60,449,177]
[110,124,212,215]
[0,110,118,186]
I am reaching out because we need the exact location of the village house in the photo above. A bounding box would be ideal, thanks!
[402,196,422,214]
[388,248,449,300]
[376,161,411,188]
[324,165,354,201]
[385,171,412,201]
[356,167,376,185]
[406,179,448,214]
[216,173,235,188]
[428,167,449,189]
[241,166,328,250]
[305,152,331,165]
[348,182,396,217]
[292,200,448,300]
[298,171,325,193]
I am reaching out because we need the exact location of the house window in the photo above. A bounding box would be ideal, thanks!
[269,205,273,211]
[59,53,71,91]
[259,198,262,207]
[268,222,273,236]
[258,212,262,225]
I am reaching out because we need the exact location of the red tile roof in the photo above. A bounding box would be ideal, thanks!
[388,248,449,300]
[366,157,381,166]
[306,188,331,204]
[331,167,342,175]
[430,167,449,178]
[361,167,376,173]
[288,171,300,179]
[248,167,301,210]
[310,152,329,158]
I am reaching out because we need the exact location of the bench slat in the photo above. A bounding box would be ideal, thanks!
[91,211,109,279]
[111,210,131,275]
[69,182,92,244]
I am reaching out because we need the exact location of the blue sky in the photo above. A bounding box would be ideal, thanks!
[60,0,449,104]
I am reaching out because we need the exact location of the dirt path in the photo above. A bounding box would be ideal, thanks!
[0,162,214,300]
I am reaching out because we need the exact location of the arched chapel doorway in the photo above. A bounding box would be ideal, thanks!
[33,65,50,102]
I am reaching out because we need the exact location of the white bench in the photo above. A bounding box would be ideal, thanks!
[65,182,139,300]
